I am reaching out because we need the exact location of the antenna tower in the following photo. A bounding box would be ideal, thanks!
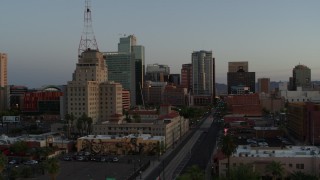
[78,0,99,56]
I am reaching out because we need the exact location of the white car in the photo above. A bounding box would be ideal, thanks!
[23,160,38,165]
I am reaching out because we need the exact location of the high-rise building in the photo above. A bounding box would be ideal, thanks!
[0,52,9,111]
[192,51,215,96]
[258,78,270,94]
[146,64,170,82]
[181,64,193,92]
[227,61,255,94]
[132,45,145,106]
[105,35,145,106]
[289,64,311,90]
[67,1,123,124]
[67,50,123,123]
[228,61,248,73]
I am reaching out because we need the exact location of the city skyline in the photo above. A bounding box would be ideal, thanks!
[1,1,320,87]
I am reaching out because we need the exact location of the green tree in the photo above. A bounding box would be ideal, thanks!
[76,117,83,136]
[0,152,7,174]
[290,171,318,180]
[176,165,204,180]
[229,164,260,180]
[265,161,285,180]
[86,117,93,135]
[218,134,237,179]
[10,141,28,155]
[45,158,60,180]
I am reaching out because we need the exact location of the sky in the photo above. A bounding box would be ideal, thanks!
[1,0,320,88]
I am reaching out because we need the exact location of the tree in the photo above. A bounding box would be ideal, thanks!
[176,165,204,180]
[290,171,318,180]
[229,164,260,180]
[218,134,237,179]
[265,161,285,180]
[76,118,83,136]
[10,141,28,155]
[45,158,60,180]
[0,152,7,174]
[86,117,93,135]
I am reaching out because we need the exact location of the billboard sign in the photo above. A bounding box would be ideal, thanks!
[2,116,20,123]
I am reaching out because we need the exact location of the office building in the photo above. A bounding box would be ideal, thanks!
[105,35,145,106]
[289,64,311,90]
[168,74,180,85]
[181,64,192,92]
[227,61,255,94]
[67,50,123,124]
[146,64,170,82]
[258,78,270,94]
[0,52,8,111]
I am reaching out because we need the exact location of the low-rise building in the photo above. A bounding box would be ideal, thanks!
[218,145,320,178]
[77,134,165,155]
[93,105,189,148]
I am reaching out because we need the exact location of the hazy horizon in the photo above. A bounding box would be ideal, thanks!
[1,1,320,88]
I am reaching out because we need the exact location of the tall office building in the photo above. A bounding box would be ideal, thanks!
[192,51,215,96]
[105,35,145,106]
[0,53,8,111]
[258,78,270,94]
[67,1,123,124]
[146,64,170,82]
[227,61,255,94]
[181,64,193,92]
[289,64,311,90]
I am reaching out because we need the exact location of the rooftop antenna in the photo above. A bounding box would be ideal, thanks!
[78,0,99,56]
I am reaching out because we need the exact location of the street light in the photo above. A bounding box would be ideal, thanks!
[139,171,142,179]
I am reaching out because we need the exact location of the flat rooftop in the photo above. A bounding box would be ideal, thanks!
[235,145,320,158]
[78,134,164,141]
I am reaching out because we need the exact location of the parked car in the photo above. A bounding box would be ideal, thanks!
[63,156,72,161]
[76,156,85,161]
[9,159,18,165]
[113,157,119,162]
[23,160,38,165]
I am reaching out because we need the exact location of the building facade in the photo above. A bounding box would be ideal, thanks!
[218,145,320,178]
[192,51,215,98]
[67,50,123,124]
[146,64,170,82]
[228,61,248,73]
[181,63,193,92]
[105,35,145,106]
[289,64,311,90]
[0,53,8,111]
[258,78,270,94]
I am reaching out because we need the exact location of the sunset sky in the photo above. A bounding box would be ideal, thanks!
[1,0,320,87]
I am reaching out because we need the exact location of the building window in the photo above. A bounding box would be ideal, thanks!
[289,163,292,168]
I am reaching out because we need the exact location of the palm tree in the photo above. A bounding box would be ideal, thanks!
[290,171,318,180]
[218,134,237,179]
[0,152,7,174]
[229,164,260,180]
[87,117,93,135]
[265,161,284,180]
[45,158,60,180]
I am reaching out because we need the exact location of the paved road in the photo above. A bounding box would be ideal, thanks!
[141,113,219,180]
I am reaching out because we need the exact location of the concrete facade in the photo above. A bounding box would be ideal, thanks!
[218,145,320,178]
[67,50,123,124]
[0,52,8,111]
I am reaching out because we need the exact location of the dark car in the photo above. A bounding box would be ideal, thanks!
[63,156,72,161]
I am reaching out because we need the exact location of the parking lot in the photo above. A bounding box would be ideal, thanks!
[36,154,155,180]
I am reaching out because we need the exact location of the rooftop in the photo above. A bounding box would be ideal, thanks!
[235,145,320,158]
[78,134,164,141]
